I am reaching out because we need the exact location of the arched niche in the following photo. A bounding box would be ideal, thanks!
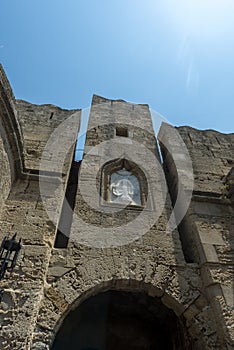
[101,158,148,208]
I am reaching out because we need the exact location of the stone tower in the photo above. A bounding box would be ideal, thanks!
[0,65,233,349]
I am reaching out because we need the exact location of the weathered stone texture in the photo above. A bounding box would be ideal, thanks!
[0,136,11,210]
[0,65,24,180]
[159,124,234,347]
[0,66,233,349]
[16,99,80,173]
[177,126,234,195]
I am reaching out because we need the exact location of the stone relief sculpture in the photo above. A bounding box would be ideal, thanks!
[110,168,141,206]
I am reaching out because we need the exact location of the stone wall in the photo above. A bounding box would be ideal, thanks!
[16,100,80,173]
[0,67,81,349]
[159,123,234,348]
[0,135,11,211]
[0,66,233,349]
[0,65,24,180]
[32,98,224,349]
[177,126,234,195]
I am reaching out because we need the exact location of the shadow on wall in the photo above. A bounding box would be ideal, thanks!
[51,290,192,350]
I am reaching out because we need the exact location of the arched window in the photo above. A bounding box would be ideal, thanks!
[101,159,147,207]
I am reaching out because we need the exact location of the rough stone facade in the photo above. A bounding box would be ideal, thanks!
[0,65,233,349]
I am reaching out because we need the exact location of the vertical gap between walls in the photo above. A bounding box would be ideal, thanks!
[54,108,91,248]
[54,159,81,248]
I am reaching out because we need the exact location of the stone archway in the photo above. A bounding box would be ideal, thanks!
[0,65,24,181]
[51,289,193,350]
[32,276,216,350]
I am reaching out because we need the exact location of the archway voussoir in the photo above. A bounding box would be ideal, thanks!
[161,292,186,316]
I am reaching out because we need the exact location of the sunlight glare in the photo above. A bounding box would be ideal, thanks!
[166,0,234,39]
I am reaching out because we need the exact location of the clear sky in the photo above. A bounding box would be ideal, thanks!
[0,0,234,133]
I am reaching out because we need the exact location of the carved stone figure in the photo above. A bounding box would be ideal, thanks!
[110,168,141,205]
[111,178,135,204]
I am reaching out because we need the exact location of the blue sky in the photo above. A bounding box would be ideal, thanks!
[0,0,234,133]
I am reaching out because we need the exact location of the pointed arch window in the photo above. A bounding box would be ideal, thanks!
[101,159,147,207]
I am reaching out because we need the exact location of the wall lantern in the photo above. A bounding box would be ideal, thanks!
[0,233,22,301]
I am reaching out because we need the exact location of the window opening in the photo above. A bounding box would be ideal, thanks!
[116,127,128,137]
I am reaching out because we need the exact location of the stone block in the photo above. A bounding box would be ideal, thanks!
[194,295,208,310]
[161,293,185,316]
[199,230,226,246]
[183,304,200,321]
[206,284,223,301]
[221,285,234,308]
[201,243,219,263]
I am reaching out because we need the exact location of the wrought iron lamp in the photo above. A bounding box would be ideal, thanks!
[0,233,22,302]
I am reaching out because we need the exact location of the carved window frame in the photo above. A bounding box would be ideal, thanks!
[100,158,148,208]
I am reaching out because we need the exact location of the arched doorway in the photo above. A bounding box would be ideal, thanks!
[51,290,192,350]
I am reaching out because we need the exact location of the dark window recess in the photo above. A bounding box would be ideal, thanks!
[54,160,81,248]
[116,127,128,137]
[50,112,54,119]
